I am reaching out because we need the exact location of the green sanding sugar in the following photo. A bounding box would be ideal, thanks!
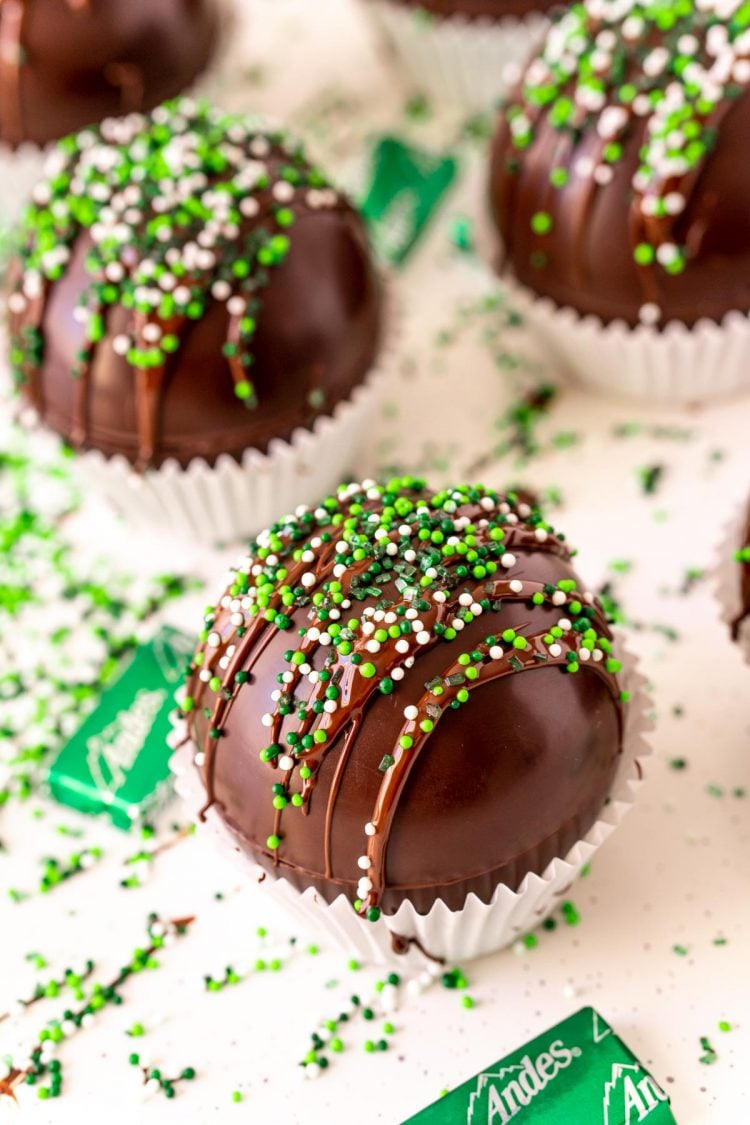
[0,422,192,809]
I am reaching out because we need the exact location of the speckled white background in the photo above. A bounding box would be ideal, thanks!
[1,1,749,1121]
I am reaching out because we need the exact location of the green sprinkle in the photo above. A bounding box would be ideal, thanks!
[531,211,553,235]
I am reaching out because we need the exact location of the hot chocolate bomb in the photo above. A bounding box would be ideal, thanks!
[182,480,627,927]
[489,0,750,328]
[8,99,383,471]
[0,0,219,147]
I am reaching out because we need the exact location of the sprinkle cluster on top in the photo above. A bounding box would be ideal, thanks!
[182,478,626,922]
[505,0,750,308]
[9,97,340,416]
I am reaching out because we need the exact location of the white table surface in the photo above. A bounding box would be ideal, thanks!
[1,1,749,1122]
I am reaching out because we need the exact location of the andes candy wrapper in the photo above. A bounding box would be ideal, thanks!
[403,1007,677,1124]
[47,627,194,830]
[361,136,457,265]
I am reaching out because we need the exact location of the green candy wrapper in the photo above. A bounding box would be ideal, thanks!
[46,626,194,830]
[361,136,457,265]
[403,1008,677,1125]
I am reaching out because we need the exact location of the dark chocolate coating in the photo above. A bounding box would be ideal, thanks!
[383,0,559,20]
[8,103,385,470]
[0,0,220,148]
[30,210,384,467]
[488,12,750,327]
[186,484,624,917]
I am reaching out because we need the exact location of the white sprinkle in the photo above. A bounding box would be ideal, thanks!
[501,553,516,568]
[364,822,376,836]
[7,292,26,314]
[212,280,231,301]
[273,181,295,202]
[639,303,661,326]
[279,755,294,771]
[404,706,419,721]
[357,855,370,871]
[489,646,503,661]
[509,580,523,594]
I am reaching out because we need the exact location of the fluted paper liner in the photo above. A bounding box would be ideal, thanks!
[12,270,395,545]
[72,371,386,545]
[362,2,549,114]
[500,273,750,405]
[169,643,651,965]
[716,501,750,664]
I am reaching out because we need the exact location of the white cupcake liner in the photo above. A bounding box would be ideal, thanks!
[71,369,387,545]
[499,272,750,405]
[169,642,651,965]
[716,500,750,663]
[362,2,549,114]
[11,273,394,546]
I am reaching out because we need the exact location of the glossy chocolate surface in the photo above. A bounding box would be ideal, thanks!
[0,0,219,147]
[8,102,384,469]
[183,481,625,918]
[489,3,750,327]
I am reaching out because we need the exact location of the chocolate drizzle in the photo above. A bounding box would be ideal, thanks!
[0,0,27,147]
[490,0,750,327]
[0,0,217,148]
[182,480,626,922]
[0,0,144,148]
[8,100,360,470]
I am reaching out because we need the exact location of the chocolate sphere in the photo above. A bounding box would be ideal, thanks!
[0,0,220,148]
[489,1,750,328]
[181,479,626,923]
[8,100,384,469]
